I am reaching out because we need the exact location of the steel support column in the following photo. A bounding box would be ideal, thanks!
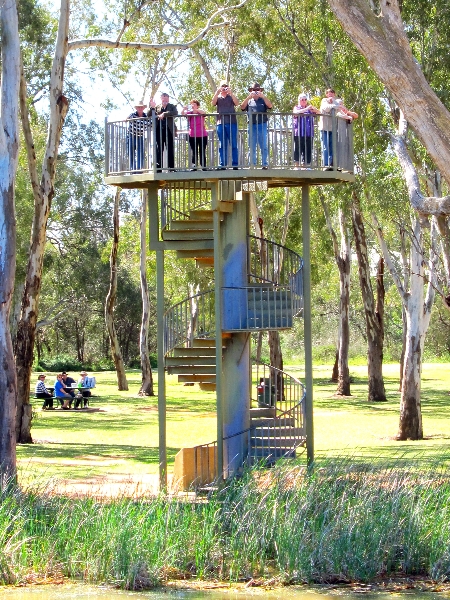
[212,182,224,480]
[302,184,314,467]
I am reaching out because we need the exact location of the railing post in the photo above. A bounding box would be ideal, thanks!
[302,184,314,468]
[212,181,224,481]
[331,108,338,171]
[104,117,109,178]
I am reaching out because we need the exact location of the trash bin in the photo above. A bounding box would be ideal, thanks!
[257,377,274,407]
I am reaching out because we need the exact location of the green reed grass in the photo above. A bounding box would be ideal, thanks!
[1,455,450,589]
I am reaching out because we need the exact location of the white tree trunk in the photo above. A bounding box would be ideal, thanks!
[14,0,70,442]
[374,216,437,440]
[327,0,450,185]
[0,0,20,477]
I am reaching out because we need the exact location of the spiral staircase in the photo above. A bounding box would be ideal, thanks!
[158,181,307,489]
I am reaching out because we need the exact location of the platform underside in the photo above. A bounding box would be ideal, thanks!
[105,167,355,189]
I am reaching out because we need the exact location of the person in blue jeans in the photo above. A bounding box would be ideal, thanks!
[240,82,273,168]
[212,81,240,169]
[54,373,72,409]
[319,88,340,169]
[127,100,149,171]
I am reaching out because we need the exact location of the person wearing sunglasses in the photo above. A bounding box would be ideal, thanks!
[212,80,240,169]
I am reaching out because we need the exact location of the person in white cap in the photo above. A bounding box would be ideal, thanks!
[127,100,149,171]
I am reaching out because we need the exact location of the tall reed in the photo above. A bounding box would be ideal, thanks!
[2,455,450,588]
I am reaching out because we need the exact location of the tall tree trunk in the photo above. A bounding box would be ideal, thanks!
[336,243,351,397]
[105,189,128,391]
[14,0,70,443]
[321,196,352,396]
[327,0,450,186]
[0,0,20,477]
[331,350,339,382]
[374,216,437,440]
[351,196,386,401]
[139,190,154,396]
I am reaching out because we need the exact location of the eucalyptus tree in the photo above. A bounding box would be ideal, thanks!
[327,0,450,186]
[0,0,20,476]
[12,0,250,446]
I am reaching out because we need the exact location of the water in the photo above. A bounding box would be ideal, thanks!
[0,585,448,600]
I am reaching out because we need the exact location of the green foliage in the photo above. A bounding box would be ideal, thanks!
[38,355,83,373]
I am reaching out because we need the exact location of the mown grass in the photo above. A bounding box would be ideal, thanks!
[18,363,450,482]
[2,455,450,588]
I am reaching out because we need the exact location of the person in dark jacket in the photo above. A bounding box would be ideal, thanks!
[149,92,178,171]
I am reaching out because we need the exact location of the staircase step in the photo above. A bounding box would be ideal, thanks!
[199,383,216,392]
[177,249,214,259]
[189,210,215,221]
[249,448,297,461]
[167,365,216,375]
[252,426,305,438]
[251,436,303,448]
[166,356,216,366]
[217,201,235,213]
[250,417,296,428]
[196,257,215,268]
[245,316,293,329]
[173,347,216,358]
[250,407,276,418]
[170,219,214,231]
[162,229,213,241]
[178,374,216,383]
[192,338,216,348]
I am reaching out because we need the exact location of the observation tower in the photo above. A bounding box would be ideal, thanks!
[105,110,354,489]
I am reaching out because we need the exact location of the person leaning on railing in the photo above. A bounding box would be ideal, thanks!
[127,99,150,172]
[335,98,358,172]
[182,99,208,170]
[318,88,340,170]
[149,92,178,172]
[292,93,320,169]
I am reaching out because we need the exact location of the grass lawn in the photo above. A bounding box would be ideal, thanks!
[18,363,450,484]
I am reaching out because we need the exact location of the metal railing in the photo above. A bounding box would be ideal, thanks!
[161,181,212,229]
[187,361,306,487]
[105,111,354,175]
[163,289,215,356]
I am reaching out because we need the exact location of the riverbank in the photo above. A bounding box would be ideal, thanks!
[3,456,450,590]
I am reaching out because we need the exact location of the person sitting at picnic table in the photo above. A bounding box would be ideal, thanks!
[54,373,73,409]
[77,371,92,407]
[61,371,76,399]
[35,374,54,410]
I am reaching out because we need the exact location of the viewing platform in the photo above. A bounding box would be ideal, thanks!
[104,112,355,189]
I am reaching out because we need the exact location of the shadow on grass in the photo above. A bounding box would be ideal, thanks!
[18,441,180,466]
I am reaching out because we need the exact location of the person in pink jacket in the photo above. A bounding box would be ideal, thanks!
[182,99,209,170]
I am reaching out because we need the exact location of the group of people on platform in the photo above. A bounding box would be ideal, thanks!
[127,84,357,171]
[35,371,94,410]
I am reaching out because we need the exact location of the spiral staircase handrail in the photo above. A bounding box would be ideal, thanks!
[187,360,306,485]
[248,234,303,286]
[163,288,215,356]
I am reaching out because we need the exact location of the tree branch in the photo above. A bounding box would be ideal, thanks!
[390,133,450,216]
[372,212,407,303]
[68,0,249,52]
